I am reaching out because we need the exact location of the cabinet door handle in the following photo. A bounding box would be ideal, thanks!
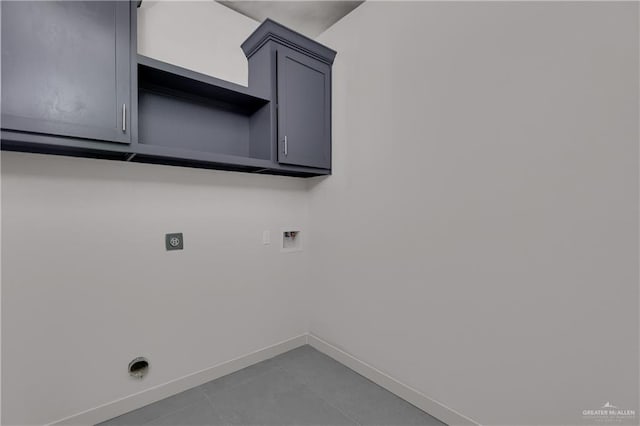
[284,136,288,156]
[122,104,126,132]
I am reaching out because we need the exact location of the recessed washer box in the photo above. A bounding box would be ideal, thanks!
[281,229,302,252]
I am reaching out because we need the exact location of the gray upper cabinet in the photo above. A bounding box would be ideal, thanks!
[277,46,331,169]
[1,1,131,144]
[2,9,335,177]
[242,19,336,174]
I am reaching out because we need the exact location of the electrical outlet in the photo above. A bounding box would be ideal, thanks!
[165,233,183,251]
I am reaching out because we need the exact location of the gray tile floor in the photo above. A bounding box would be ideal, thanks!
[99,345,445,426]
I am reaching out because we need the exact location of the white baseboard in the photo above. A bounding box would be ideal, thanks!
[49,334,308,426]
[48,333,476,426]
[307,334,480,426]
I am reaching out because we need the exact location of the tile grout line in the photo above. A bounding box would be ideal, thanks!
[137,395,206,426]
[200,361,280,399]
[273,364,363,426]
[200,387,253,426]
[200,388,240,425]
[199,362,284,425]
[133,360,284,425]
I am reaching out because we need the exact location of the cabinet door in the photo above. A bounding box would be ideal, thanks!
[277,46,331,169]
[1,1,131,144]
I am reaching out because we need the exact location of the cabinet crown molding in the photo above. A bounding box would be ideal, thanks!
[242,19,337,65]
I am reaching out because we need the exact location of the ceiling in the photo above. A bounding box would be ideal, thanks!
[216,1,364,38]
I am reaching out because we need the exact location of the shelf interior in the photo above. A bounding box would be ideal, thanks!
[138,58,272,160]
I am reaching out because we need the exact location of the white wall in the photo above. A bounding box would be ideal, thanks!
[3,2,639,425]
[1,2,309,425]
[312,2,639,425]
[138,0,258,86]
